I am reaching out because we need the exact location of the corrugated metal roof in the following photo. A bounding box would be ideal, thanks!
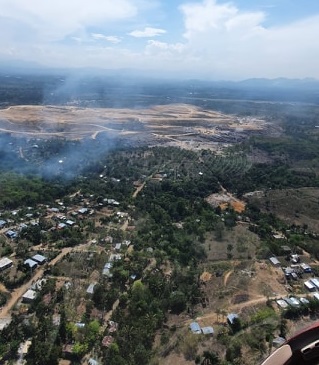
[189,322,201,334]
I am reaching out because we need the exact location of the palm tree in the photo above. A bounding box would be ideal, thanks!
[201,350,220,365]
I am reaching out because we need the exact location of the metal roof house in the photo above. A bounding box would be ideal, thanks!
[189,322,202,334]
[304,280,316,292]
[0,219,7,228]
[310,278,319,289]
[24,259,38,270]
[227,313,239,325]
[0,257,13,271]
[300,263,312,273]
[299,297,310,305]
[285,297,300,307]
[276,299,289,309]
[86,283,96,294]
[201,326,214,335]
[269,257,281,266]
[22,289,37,303]
[6,230,18,239]
[32,254,47,265]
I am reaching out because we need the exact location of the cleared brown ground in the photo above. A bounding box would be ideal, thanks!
[0,104,269,150]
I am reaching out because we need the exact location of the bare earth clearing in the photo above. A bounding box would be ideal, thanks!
[0,104,269,151]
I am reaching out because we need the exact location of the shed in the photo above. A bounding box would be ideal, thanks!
[227,313,239,325]
[285,297,300,307]
[299,297,310,305]
[88,359,98,365]
[276,299,289,309]
[310,278,319,289]
[269,257,281,266]
[24,259,38,270]
[281,245,292,255]
[6,230,18,239]
[86,283,96,295]
[0,257,13,271]
[304,280,316,292]
[189,322,201,334]
[22,289,37,303]
[32,254,47,265]
[313,293,319,301]
[273,337,286,348]
[201,326,214,335]
[0,219,7,228]
[300,263,312,273]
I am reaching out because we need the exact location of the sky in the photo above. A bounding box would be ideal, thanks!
[0,0,319,80]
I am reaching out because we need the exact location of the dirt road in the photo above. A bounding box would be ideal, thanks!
[0,243,89,318]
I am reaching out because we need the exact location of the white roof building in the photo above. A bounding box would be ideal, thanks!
[32,254,47,264]
[22,289,37,302]
[0,257,13,271]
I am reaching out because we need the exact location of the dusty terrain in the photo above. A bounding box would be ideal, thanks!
[0,104,269,150]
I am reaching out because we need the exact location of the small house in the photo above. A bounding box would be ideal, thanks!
[276,299,289,309]
[310,278,319,289]
[299,297,310,305]
[32,254,47,265]
[24,259,38,270]
[189,322,201,334]
[0,257,13,271]
[86,283,96,295]
[6,230,18,239]
[281,245,292,255]
[304,280,316,292]
[227,313,239,325]
[201,326,214,335]
[0,219,7,228]
[301,263,312,273]
[285,297,300,307]
[273,337,286,348]
[22,289,37,303]
[269,257,281,266]
[57,222,66,229]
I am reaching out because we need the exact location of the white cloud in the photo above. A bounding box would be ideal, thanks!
[0,0,137,41]
[91,33,122,44]
[177,0,319,79]
[128,27,166,38]
[0,0,319,79]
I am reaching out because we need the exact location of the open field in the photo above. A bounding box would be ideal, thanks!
[246,187,319,233]
[0,104,270,150]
